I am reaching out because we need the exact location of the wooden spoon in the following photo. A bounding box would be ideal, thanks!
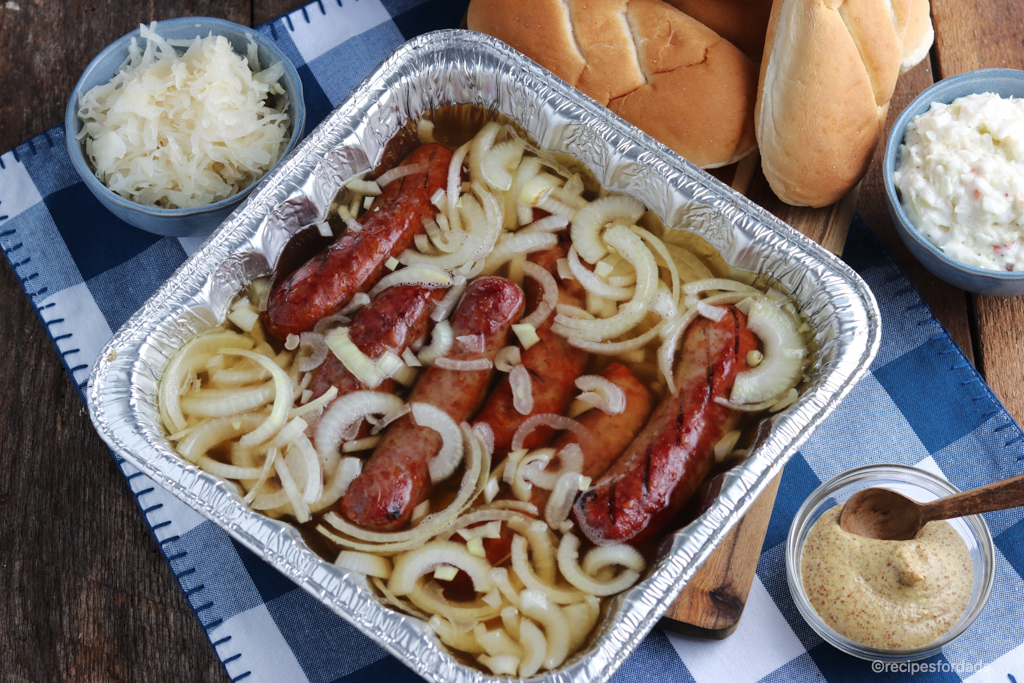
[838,473,1024,540]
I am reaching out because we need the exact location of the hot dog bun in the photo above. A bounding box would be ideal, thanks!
[467,0,758,169]
[660,0,773,62]
[901,0,934,73]
[755,0,913,207]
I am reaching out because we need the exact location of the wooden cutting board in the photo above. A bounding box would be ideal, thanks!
[657,165,857,638]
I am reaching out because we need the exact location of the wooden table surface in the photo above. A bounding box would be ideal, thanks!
[2,0,1022,680]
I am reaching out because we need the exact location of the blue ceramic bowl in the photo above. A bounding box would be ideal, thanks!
[65,17,305,238]
[883,68,1024,296]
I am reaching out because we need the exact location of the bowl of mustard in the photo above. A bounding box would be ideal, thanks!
[786,464,994,662]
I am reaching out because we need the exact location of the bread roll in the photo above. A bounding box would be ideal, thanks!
[755,0,912,207]
[467,0,758,169]
[659,0,773,62]
[901,0,934,73]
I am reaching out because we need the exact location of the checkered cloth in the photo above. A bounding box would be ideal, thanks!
[3,2,1023,681]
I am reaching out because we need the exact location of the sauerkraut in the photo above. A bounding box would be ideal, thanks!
[76,22,291,209]
[895,92,1024,271]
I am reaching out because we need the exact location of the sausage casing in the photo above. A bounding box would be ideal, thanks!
[341,277,525,530]
[307,284,445,402]
[265,143,452,339]
[573,307,757,545]
[472,232,588,450]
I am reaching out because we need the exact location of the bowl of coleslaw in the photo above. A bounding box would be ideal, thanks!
[883,68,1024,296]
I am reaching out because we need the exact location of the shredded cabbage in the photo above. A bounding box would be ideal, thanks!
[76,22,291,209]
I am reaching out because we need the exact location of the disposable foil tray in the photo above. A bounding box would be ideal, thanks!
[87,30,880,683]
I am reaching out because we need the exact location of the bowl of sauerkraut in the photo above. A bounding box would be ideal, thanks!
[65,17,305,237]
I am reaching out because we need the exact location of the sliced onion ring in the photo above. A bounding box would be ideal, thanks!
[314,391,404,473]
[388,540,494,596]
[511,414,592,452]
[376,162,429,187]
[557,533,643,596]
[521,260,559,328]
[408,402,464,483]
[570,194,645,264]
[218,349,293,447]
[574,375,625,415]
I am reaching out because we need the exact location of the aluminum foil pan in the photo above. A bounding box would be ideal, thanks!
[88,30,880,683]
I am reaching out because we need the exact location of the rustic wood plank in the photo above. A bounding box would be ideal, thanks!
[0,2,256,682]
[929,0,1024,415]
[660,473,782,638]
[858,59,976,361]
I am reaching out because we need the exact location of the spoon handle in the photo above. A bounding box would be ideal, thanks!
[922,473,1024,523]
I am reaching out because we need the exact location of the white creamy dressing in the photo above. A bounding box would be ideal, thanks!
[895,92,1024,271]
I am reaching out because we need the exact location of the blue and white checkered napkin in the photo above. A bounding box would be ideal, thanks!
[3,1,1023,681]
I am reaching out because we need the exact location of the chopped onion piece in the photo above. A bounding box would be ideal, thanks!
[411,500,431,524]
[370,403,410,435]
[511,535,586,604]
[308,457,362,513]
[509,364,534,415]
[275,456,310,523]
[160,332,255,433]
[683,278,760,296]
[434,564,460,581]
[512,449,553,502]
[696,299,727,322]
[519,214,569,234]
[226,306,260,332]
[388,540,494,596]
[457,334,484,354]
[521,443,583,490]
[335,550,393,579]
[570,194,645,264]
[429,615,484,654]
[519,172,564,205]
[339,293,371,316]
[554,226,658,341]
[346,178,381,196]
[288,385,337,419]
[284,334,299,351]
[657,309,698,395]
[242,446,278,504]
[494,346,522,372]
[475,624,523,660]
[512,323,540,350]
[402,347,422,367]
[367,264,451,299]
[580,542,647,576]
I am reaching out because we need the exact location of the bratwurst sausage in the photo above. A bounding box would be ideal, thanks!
[265,143,452,339]
[573,307,757,546]
[307,284,446,402]
[472,232,588,450]
[341,276,525,530]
